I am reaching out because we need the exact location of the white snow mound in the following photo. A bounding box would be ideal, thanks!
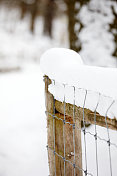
[40,48,83,73]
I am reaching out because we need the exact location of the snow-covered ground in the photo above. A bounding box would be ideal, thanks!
[0,64,49,176]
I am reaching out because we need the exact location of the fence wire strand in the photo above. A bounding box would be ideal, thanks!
[94,93,100,176]
[82,90,88,175]
[73,86,76,176]
[63,84,66,176]
[105,100,115,176]
[53,80,56,176]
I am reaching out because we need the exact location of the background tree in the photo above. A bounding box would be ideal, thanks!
[43,0,55,38]
[64,0,90,52]
[20,0,39,33]
[109,1,117,60]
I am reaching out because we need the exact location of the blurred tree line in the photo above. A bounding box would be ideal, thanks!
[0,0,56,36]
[0,0,116,60]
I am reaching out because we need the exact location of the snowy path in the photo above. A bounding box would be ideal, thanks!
[0,64,49,176]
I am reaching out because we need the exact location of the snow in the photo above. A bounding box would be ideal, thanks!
[40,48,83,70]
[0,64,49,176]
[78,0,116,67]
[40,48,117,119]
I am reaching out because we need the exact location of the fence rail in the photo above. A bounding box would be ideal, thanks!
[44,75,117,176]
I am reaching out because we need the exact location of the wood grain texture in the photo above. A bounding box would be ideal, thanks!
[44,76,83,175]
[55,100,117,131]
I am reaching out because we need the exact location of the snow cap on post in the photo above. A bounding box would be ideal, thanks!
[40,48,83,78]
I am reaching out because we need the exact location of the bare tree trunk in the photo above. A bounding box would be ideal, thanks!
[20,0,39,33]
[43,0,55,38]
[20,1,27,19]
[64,0,81,52]
[64,0,90,52]
[30,0,38,33]
[109,5,117,60]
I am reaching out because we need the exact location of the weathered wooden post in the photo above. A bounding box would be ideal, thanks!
[44,76,83,176]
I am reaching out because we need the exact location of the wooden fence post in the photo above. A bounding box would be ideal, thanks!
[44,76,83,176]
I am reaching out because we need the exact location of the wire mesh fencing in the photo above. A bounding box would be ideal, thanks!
[44,76,117,176]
